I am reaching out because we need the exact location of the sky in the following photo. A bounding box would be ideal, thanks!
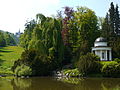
[0,0,119,33]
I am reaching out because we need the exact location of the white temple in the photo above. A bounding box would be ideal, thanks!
[92,37,112,61]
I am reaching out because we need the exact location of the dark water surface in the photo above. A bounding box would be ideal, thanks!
[0,77,120,90]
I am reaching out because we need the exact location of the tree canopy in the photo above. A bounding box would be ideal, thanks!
[101,2,120,58]
[0,30,16,47]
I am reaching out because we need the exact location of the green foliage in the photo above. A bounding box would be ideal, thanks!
[4,32,16,46]
[17,6,120,77]
[12,49,58,76]
[101,61,120,77]
[20,14,65,67]
[77,53,101,76]
[19,19,36,48]
[111,37,120,58]
[0,31,16,47]
[12,49,37,72]
[114,58,120,63]
[15,64,32,76]
[101,2,120,59]
[63,68,80,77]
[68,7,100,62]
[0,32,6,47]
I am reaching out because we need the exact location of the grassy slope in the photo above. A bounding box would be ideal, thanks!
[0,46,24,75]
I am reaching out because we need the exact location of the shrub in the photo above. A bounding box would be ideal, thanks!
[114,58,120,63]
[12,49,58,76]
[77,53,101,76]
[31,55,55,76]
[101,61,120,77]
[15,64,32,76]
[63,68,80,77]
[12,49,38,72]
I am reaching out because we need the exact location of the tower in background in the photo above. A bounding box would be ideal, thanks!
[15,29,22,38]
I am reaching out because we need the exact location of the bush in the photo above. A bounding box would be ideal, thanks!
[12,49,58,76]
[77,53,101,76]
[114,58,120,63]
[101,61,120,77]
[63,68,80,77]
[31,55,55,76]
[15,64,32,76]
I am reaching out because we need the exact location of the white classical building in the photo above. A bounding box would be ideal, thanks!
[92,37,112,61]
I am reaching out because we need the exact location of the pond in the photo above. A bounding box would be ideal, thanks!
[0,77,120,90]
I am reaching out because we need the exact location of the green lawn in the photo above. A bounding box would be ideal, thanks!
[0,46,24,75]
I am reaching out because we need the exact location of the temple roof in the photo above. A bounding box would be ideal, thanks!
[95,37,107,42]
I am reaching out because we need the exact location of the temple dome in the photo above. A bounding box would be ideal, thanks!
[95,37,107,42]
[94,37,107,47]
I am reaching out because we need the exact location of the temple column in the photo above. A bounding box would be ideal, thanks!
[105,50,107,61]
[100,50,102,61]
[109,50,112,61]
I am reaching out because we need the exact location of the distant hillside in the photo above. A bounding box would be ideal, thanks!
[0,30,17,46]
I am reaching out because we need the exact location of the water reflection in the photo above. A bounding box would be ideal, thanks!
[0,77,120,90]
[11,77,74,90]
[58,77,120,90]
[11,78,32,90]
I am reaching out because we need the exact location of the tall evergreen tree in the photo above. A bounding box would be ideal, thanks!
[115,4,120,35]
[109,2,115,37]
[102,2,120,58]
[102,2,120,39]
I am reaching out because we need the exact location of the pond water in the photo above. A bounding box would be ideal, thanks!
[0,77,120,90]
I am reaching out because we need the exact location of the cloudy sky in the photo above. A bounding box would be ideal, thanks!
[0,0,119,33]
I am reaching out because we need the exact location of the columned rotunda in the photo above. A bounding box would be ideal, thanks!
[92,37,112,61]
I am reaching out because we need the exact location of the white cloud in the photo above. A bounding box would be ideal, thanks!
[0,0,60,33]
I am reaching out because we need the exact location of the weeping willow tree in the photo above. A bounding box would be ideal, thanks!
[19,19,36,48]
[20,13,64,67]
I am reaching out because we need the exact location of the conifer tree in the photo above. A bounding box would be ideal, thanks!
[102,2,120,58]
[109,2,115,37]
[115,4,120,35]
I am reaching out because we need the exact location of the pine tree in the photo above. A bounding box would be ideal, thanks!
[109,2,115,36]
[102,2,120,58]
[102,2,120,40]
[115,4,120,35]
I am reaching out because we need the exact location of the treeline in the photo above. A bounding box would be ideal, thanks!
[12,6,100,76]
[0,30,17,46]
[101,2,120,58]
[12,2,120,76]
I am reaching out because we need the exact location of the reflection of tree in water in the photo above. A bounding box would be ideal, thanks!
[11,77,75,90]
[57,77,82,84]
[11,77,120,90]
[74,78,102,90]
[11,78,32,90]
[101,78,120,90]
[59,78,120,90]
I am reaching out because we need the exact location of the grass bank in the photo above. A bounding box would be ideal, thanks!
[0,46,24,75]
